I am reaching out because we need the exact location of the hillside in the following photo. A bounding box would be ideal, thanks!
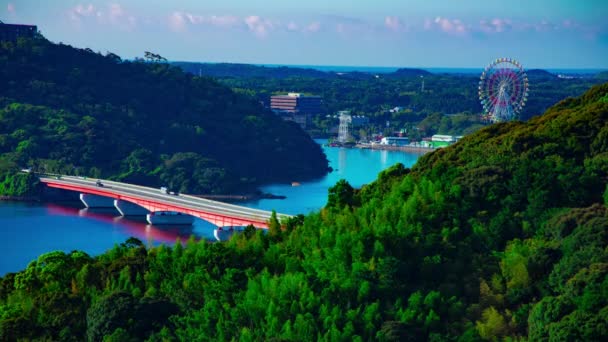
[596,71,608,80]
[0,37,329,195]
[173,61,332,79]
[526,68,557,79]
[388,68,432,77]
[0,75,606,341]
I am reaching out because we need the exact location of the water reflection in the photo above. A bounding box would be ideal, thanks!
[46,203,210,245]
[338,148,347,173]
[242,141,422,215]
[380,149,388,166]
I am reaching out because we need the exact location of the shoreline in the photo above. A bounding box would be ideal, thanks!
[360,144,435,153]
[0,195,41,202]
[328,143,436,154]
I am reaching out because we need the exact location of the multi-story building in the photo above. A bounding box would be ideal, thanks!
[270,93,322,129]
[0,22,38,42]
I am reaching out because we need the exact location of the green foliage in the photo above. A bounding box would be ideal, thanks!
[0,169,39,197]
[476,307,508,340]
[0,38,328,194]
[0,80,606,340]
[187,63,603,137]
[327,179,357,209]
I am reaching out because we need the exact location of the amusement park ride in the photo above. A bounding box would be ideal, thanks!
[479,58,529,123]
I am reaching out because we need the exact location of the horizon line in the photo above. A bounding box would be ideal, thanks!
[171,60,608,73]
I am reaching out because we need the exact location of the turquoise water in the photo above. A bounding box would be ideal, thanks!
[0,142,421,275]
[242,141,421,215]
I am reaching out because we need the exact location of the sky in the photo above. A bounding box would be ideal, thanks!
[1,0,607,68]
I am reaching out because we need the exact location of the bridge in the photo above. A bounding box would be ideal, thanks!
[39,175,290,229]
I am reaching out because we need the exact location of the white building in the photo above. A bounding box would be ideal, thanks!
[380,137,410,146]
[431,135,463,143]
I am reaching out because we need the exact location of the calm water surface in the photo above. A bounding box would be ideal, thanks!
[242,141,421,214]
[0,141,421,275]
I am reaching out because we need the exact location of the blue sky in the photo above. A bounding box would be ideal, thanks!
[2,0,607,68]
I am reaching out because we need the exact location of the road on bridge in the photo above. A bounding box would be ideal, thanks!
[39,175,291,228]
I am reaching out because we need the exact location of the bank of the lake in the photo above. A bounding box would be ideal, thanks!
[0,141,421,275]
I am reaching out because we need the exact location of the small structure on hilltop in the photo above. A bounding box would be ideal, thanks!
[380,136,410,146]
[0,21,38,42]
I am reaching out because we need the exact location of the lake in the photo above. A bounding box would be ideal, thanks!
[0,141,421,275]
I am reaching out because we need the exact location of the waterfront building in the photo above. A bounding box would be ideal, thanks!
[270,93,322,129]
[380,137,410,146]
[426,134,464,148]
[430,134,463,147]
[0,22,37,42]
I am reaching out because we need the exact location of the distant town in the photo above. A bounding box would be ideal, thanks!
[269,92,461,152]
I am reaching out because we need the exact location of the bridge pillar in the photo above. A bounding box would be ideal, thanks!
[114,199,149,216]
[80,193,115,208]
[213,226,245,242]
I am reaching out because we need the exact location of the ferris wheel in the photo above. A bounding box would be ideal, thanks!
[479,58,529,123]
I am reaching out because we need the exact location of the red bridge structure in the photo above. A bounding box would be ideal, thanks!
[40,175,289,229]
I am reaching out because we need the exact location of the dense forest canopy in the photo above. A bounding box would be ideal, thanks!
[0,37,329,195]
[1,81,606,340]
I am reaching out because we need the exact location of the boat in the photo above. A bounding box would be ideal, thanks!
[291,182,301,187]
[146,211,194,225]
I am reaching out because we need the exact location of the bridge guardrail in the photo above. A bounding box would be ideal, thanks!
[37,173,293,222]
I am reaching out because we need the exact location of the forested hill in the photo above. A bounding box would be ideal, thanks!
[173,61,333,79]
[0,37,329,195]
[1,80,606,340]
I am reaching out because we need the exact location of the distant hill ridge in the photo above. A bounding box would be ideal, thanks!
[173,61,333,79]
[391,68,432,77]
[174,61,435,79]
[526,68,557,78]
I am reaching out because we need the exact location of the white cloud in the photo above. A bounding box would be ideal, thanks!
[423,18,433,30]
[479,18,512,33]
[208,15,239,28]
[169,11,243,33]
[69,3,95,21]
[184,13,240,28]
[385,16,403,32]
[244,15,275,38]
[287,21,299,31]
[420,16,469,35]
[68,3,135,30]
[109,3,124,20]
[304,21,321,33]
[434,16,468,34]
[168,11,187,32]
[108,3,136,30]
[7,3,15,14]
